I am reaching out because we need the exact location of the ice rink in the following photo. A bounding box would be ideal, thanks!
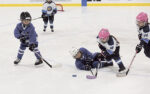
[0,6,150,94]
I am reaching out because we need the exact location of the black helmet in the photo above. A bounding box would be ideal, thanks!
[20,11,32,21]
[46,0,52,3]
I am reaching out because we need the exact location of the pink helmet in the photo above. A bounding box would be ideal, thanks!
[98,28,110,40]
[136,12,148,22]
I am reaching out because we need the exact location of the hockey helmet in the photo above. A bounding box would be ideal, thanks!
[46,0,52,3]
[98,28,110,43]
[20,11,32,21]
[136,12,148,22]
[69,47,79,58]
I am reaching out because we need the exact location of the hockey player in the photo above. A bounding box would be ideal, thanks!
[14,11,43,66]
[41,0,57,32]
[70,47,113,71]
[97,28,126,74]
[135,12,150,58]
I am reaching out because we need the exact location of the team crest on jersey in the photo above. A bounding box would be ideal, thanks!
[47,6,52,11]
[110,46,114,50]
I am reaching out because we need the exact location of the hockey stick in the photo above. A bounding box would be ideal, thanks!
[95,62,100,77]
[126,52,137,75]
[86,69,96,79]
[116,52,137,77]
[32,17,42,21]
[90,69,94,76]
[94,58,101,77]
[86,63,100,79]
[86,59,101,79]
[34,51,52,68]
[18,17,42,21]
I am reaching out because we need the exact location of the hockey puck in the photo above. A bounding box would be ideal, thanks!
[72,74,77,77]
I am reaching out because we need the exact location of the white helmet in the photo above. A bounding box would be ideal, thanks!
[69,47,79,58]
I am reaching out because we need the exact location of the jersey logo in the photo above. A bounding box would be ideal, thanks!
[110,46,114,49]
[47,6,52,11]
[144,34,148,38]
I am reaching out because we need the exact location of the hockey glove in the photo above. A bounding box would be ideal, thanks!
[136,44,142,53]
[41,13,47,18]
[138,34,142,40]
[19,36,26,43]
[93,53,103,61]
[98,44,106,51]
[51,10,57,16]
[102,51,110,58]
[85,64,92,71]
[29,44,37,51]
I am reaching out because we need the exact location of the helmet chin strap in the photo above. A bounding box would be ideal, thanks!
[144,22,148,26]
[137,22,148,28]
[22,23,30,29]
[101,37,109,43]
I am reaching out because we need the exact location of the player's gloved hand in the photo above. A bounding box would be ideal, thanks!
[138,34,142,40]
[51,10,57,16]
[50,12,55,16]
[94,53,103,61]
[19,36,26,43]
[85,64,92,71]
[136,44,142,53]
[29,44,37,51]
[41,14,47,18]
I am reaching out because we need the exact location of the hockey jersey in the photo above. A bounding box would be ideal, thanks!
[138,24,150,44]
[75,47,98,70]
[42,1,57,16]
[97,35,119,55]
[14,23,38,45]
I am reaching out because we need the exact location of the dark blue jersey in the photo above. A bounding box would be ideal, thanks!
[75,47,98,70]
[14,23,38,45]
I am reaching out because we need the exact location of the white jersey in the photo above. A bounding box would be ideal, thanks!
[97,36,119,55]
[42,2,57,15]
[138,24,150,43]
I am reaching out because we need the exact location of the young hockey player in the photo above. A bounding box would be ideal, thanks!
[14,11,43,66]
[97,28,126,74]
[135,12,150,58]
[70,47,113,71]
[41,0,57,32]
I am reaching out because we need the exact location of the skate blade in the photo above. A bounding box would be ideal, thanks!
[35,63,44,68]
[52,63,62,68]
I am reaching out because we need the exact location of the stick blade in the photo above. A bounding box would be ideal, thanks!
[116,73,127,77]
[52,63,62,68]
[86,75,97,79]
[116,69,128,77]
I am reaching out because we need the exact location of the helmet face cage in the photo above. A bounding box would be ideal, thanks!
[99,37,109,43]
[136,12,148,27]
[46,0,52,3]
[136,20,146,28]
[69,47,79,59]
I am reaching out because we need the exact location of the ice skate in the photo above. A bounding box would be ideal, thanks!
[14,58,21,65]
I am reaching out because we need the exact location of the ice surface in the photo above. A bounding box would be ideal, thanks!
[0,6,150,94]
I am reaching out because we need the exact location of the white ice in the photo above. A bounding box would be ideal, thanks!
[0,6,150,94]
